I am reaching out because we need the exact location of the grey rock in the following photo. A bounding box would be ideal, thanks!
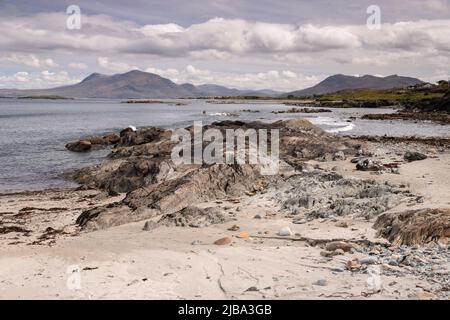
[404,151,427,162]
[313,279,327,286]
[143,221,158,231]
[356,158,384,171]
[360,256,379,265]
[293,218,307,224]
[333,151,346,161]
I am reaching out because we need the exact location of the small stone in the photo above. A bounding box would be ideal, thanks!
[360,256,379,265]
[214,237,232,245]
[313,279,327,286]
[254,214,262,219]
[321,249,344,257]
[385,258,398,266]
[325,241,354,252]
[245,286,259,292]
[335,221,348,228]
[278,227,293,236]
[142,221,158,231]
[333,151,346,161]
[293,218,307,224]
[227,225,240,231]
[237,231,249,239]
[346,258,362,271]
[191,240,202,245]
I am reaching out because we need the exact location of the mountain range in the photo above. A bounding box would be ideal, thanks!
[285,74,423,97]
[0,70,423,99]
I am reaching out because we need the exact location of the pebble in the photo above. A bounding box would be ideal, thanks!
[214,237,232,245]
[360,256,379,265]
[313,279,327,286]
[142,221,158,231]
[293,218,307,224]
[237,231,249,239]
[254,214,262,219]
[335,221,348,228]
[384,258,399,266]
[278,227,293,236]
[325,241,354,252]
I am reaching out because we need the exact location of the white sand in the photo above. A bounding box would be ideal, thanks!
[1,153,449,300]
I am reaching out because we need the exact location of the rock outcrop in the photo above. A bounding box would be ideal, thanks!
[374,208,450,245]
[66,133,120,152]
[69,119,364,230]
[271,172,409,220]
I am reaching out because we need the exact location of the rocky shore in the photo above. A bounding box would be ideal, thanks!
[1,119,449,299]
[361,91,450,124]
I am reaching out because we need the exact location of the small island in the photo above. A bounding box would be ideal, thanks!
[17,95,72,100]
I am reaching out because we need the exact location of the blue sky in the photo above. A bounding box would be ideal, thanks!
[0,0,449,90]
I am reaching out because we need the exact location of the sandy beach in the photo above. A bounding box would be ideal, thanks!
[1,124,449,300]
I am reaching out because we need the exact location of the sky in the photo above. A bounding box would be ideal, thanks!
[0,0,449,91]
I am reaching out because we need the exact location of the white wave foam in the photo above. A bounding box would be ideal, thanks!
[326,123,355,133]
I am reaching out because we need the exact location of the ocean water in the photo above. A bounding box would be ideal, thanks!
[1,98,449,193]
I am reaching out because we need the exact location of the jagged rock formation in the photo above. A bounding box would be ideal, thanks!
[374,208,450,245]
[70,119,365,230]
[270,172,410,220]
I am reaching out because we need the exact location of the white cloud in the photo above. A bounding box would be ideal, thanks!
[0,70,80,89]
[146,65,323,91]
[0,54,58,68]
[13,71,30,82]
[1,12,450,90]
[423,0,450,12]
[43,58,59,68]
[2,12,448,59]
[97,56,138,72]
[68,62,88,70]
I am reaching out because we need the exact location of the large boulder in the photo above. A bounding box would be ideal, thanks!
[404,151,427,162]
[356,158,384,171]
[65,140,92,152]
[65,133,120,152]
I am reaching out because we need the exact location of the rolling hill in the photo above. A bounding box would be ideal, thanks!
[285,74,423,97]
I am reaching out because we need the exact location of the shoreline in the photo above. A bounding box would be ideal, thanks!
[1,119,449,300]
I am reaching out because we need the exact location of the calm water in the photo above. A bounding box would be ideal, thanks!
[1,98,449,193]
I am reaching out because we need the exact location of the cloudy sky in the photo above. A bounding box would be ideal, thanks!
[0,0,449,91]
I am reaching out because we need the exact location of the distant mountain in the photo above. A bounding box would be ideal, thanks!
[285,74,423,97]
[0,70,282,99]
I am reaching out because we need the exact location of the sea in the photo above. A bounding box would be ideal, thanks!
[1,98,449,193]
